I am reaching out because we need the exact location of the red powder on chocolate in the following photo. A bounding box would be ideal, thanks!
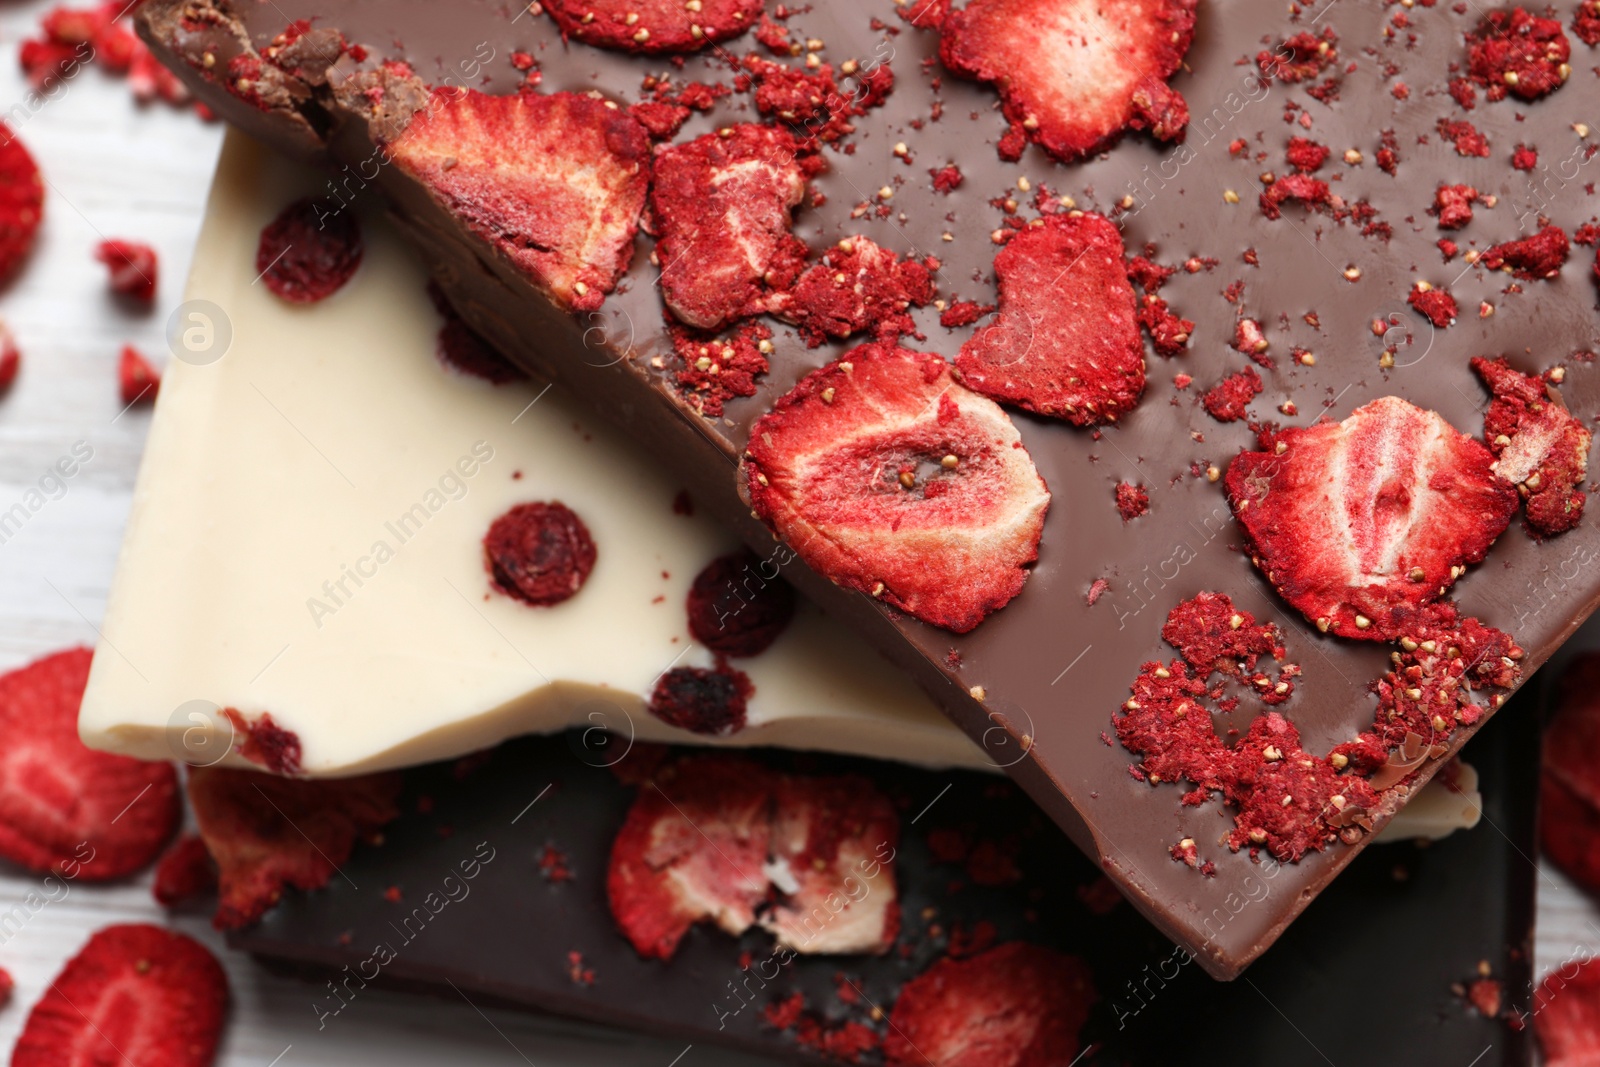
[670,319,773,418]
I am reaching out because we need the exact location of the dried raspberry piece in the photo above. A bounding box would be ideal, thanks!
[654,124,815,331]
[1467,8,1571,102]
[940,0,1197,163]
[1285,136,1330,172]
[668,319,772,417]
[1225,397,1518,640]
[222,708,302,775]
[427,282,526,384]
[0,123,43,283]
[94,239,157,303]
[1534,956,1600,1067]
[1125,255,1174,292]
[1408,285,1458,327]
[188,765,401,929]
[1482,224,1570,279]
[543,0,760,53]
[687,550,796,657]
[1438,118,1490,158]
[743,345,1050,633]
[1201,367,1261,422]
[0,648,179,880]
[118,345,160,405]
[772,237,934,347]
[389,89,649,312]
[955,213,1146,425]
[1578,1,1600,47]
[12,924,227,1067]
[883,943,1095,1067]
[1513,144,1539,170]
[647,664,752,736]
[1433,184,1478,229]
[153,833,218,906]
[1137,295,1192,357]
[1257,29,1338,83]
[256,197,363,304]
[1473,356,1591,537]
[483,501,598,608]
[1259,174,1331,219]
[1114,481,1149,520]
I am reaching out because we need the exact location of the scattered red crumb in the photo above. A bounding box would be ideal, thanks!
[1466,977,1502,1017]
[383,885,402,903]
[1434,185,1478,230]
[1257,29,1338,83]
[1408,286,1459,327]
[686,549,796,657]
[1138,295,1193,357]
[1512,144,1539,171]
[94,240,157,303]
[1260,173,1331,219]
[668,319,773,419]
[117,345,159,406]
[773,237,934,347]
[1114,481,1150,521]
[1377,129,1400,174]
[484,501,597,608]
[763,991,807,1031]
[931,164,963,193]
[1439,238,1460,262]
[1577,0,1600,46]
[256,197,363,304]
[1086,578,1110,606]
[940,300,992,328]
[1170,838,1199,868]
[647,664,753,735]
[1233,317,1270,360]
[1482,224,1570,279]
[1466,8,1571,103]
[1201,368,1262,422]
[1285,136,1330,172]
[1125,255,1175,292]
[152,834,218,906]
[1438,119,1490,158]
[566,949,594,986]
[220,709,302,776]
[539,844,573,883]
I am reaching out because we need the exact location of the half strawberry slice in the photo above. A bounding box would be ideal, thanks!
[955,213,1145,425]
[387,88,651,313]
[939,0,1197,162]
[1225,396,1518,640]
[743,344,1050,634]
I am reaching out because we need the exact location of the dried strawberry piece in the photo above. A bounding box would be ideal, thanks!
[1482,224,1570,279]
[1285,136,1330,172]
[153,833,218,906]
[1542,776,1600,895]
[1201,367,1261,422]
[427,282,526,384]
[389,89,649,312]
[256,197,363,304]
[653,124,815,331]
[0,123,43,283]
[1115,481,1149,520]
[222,708,302,775]
[687,550,796,656]
[0,321,19,394]
[940,0,1198,163]
[18,38,82,91]
[742,55,887,144]
[1226,397,1518,640]
[95,239,157,303]
[1408,285,1458,327]
[744,345,1050,634]
[955,213,1145,425]
[118,345,160,405]
[1534,956,1600,1067]
[0,648,179,880]
[1257,29,1338,83]
[543,0,760,53]
[1438,118,1491,158]
[1433,184,1478,230]
[12,924,227,1067]
[647,664,752,735]
[1467,8,1571,102]
[1473,356,1591,537]
[1513,144,1539,170]
[883,943,1095,1067]
[188,764,401,929]
[668,319,772,417]
[772,237,935,346]
[1578,1,1600,47]
[1259,174,1331,219]
[1542,658,1600,888]
[1137,295,1192,357]
[484,501,597,607]
[629,100,690,139]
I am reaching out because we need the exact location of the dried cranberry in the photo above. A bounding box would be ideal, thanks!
[686,550,796,657]
[256,197,363,304]
[484,501,597,607]
[647,665,751,735]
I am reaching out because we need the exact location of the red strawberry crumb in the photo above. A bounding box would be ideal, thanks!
[648,664,752,735]
[1115,482,1149,520]
[1408,285,1459,327]
[94,239,156,304]
[1201,368,1262,422]
[1257,29,1338,83]
[1434,185,1478,229]
[256,197,363,304]
[1173,373,1192,389]
[940,300,992,328]
[1285,137,1330,172]
[1438,119,1491,158]
[687,549,796,657]
[1259,173,1332,219]
[220,708,302,776]
[1439,238,1460,261]
[898,0,949,27]
[1467,8,1571,102]
[1233,317,1269,357]
[743,344,1050,634]
[1171,838,1199,867]
[1086,578,1110,605]
[931,164,963,193]
[483,501,597,608]
[11,924,227,1067]
[427,282,525,384]
[668,319,773,418]
[1576,224,1600,247]
[1138,295,1193,357]
[1224,397,1518,640]
[1376,130,1400,174]
[1125,255,1175,292]
[539,844,573,883]
[1466,977,1502,1017]
[1472,356,1591,537]
[940,0,1198,163]
[1533,956,1600,1067]
[0,322,19,394]
[0,123,43,284]
[542,0,759,53]
[741,55,890,145]
[957,212,1145,424]
[1577,1,1600,46]
[1482,224,1570,279]
[383,885,402,903]
[188,765,401,929]
[883,943,1095,1067]
[1513,144,1539,170]
[773,237,935,347]
[152,837,218,907]
[117,345,159,405]
[629,100,690,139]
[763,991,807,1030]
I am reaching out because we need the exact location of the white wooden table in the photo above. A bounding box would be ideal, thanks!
[0,1,1591,1061]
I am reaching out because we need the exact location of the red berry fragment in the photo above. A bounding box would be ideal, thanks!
[1137,295,1192,356]
[647,664,752,736]
[653,124,815,331]
[668,319,773,417]
[118,345,160,405]
[389,89,649,312]
[427,282,526,384]
[1577,1,1600,47]
[1408,285,1458,327]
[1257,29,1338,83]
[1472,356,1591,537]
[772,237,935,347]
[956,212,1146,425]
[1285,136,1330,172]
[1259,174,1331,219]
[222,708,303,776]
[94,239,157,303]
[1513,144,1539,170]
[744,344,1050,634]
[543,0,760,53]
[188,765,401,929]
[1114,481,1149,520]
[1438,118,1491,158]
[256,196,363,304]
[1201,367,1261,422]
[0,123,43,284]
[1225,396,1517,640]
[1467,8,1571,102]
[883,943,1095,1067]
[153,833,218,906]
[12,924,227,1067]
[940,0,1197,163]
[1534,957,1600,1067]
[1541,657,1600,895]
[1482,224,1570,279]
[687,549,796,657]
[1433,184,1478,230]
[483,501,597,608]
[0,648,179,880]
[0,321,19,394]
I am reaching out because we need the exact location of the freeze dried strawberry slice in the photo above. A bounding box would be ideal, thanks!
[1467,8,1571,102]
[1534,956,1600,1067]
[955,213,1145,425]
[1482,224,1570,279]
[653,124,815,331]
[12,924,227,1067]
[153,833,218,906]
[389,89,650,313]
[0,123,43,284]
[0,648,179,880]
[94,239,157,303]
[939,0,1197,163]
[118,345,159,405]
[771,237,935,347]
[1473,356,1591,537]
[759,773,899,954]
[743,344,1050,634]
[883,942,1095,1067]
[543,0,760,53]
[606,755,773,959]
[188,765,401,929]
[1225,397,1518,640]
